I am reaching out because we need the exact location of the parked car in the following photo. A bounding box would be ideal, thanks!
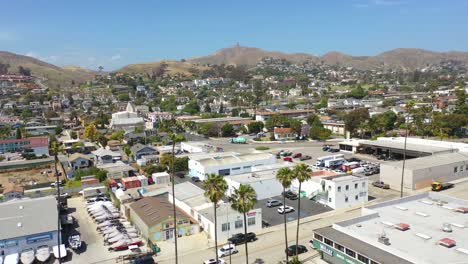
[191,176,201,183]
[300,155,312,161]
[283,157,293,162]
[329,148,340,153]
[50,181,63,187]
[280,150,292,156]
[266,199,283,208]
[372,181,390,189]
[204,259,225,264]
[217,244,238,258]
[175,172,185,178]
[285,245,308,256]
[277,205,295,214]
[322,146,331,151]
[282,190,298,200]
[228,233,257,245]
[292,153,302,158]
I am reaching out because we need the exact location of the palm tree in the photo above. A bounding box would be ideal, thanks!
[169,133,186,264]
[202,174,228,263]
[293,163,312,255]
[50,140,64,263]
[276,167,294,263]
[229,184,257,264]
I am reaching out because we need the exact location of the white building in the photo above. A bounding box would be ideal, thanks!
[380,152,468,191]
[169,182,262,242]
[181,141,214,154]
[188,152,277,180]
[0,197,59,255]
[109,102,144,131]
[291,172,368,209]
[224,163,295,200]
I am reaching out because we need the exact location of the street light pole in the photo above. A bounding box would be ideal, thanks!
[400,114,409,198]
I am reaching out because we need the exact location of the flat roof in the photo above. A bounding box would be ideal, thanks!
[359,139,453,154]
[225,163,295,184]
[382,152,468,170]
[332,192,468,264]
[171,182,205,201]
[193,117,252,123]
[0,197,58,240]
[196,152,275,167]
[197,202,256,222]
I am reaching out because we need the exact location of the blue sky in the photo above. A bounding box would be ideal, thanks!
[1,0,467,70]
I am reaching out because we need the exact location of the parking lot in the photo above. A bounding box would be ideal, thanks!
[257,196,332,227]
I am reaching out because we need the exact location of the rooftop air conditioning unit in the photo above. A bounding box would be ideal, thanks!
[442,223,452,233]
[378,233,390,245]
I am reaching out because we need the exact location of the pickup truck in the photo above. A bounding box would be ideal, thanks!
[228,232,257,245]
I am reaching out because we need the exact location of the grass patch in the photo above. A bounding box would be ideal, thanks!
[65,179,82,188]
[255,146,270,151]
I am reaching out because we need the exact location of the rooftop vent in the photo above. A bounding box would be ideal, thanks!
[394,206,408,211]
[451,223,465,229]
[378,233,390,245]
[442,223,452,233]
[455,207,468,214]
[19,205,24,210]
[415,233,431,240]
[415,212,429,217]
[439,238,456,248]
[420,200,433,205]
[394,223,410,231]
[17,222,22,228]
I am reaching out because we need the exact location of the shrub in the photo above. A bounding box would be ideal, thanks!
[255,146,270,151]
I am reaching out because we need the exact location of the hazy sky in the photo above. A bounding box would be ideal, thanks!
[1,0,467,70]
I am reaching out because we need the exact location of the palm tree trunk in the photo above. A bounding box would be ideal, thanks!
[214,203,219,263]
[55,154,62,263]
[171,142,178,264]
[243,212,249,264]
[295,183,302,256]
[283,187,289,263]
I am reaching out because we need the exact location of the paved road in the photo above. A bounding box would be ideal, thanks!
[157,208,362,264]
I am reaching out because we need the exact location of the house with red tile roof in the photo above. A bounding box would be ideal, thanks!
[273,127,297,141]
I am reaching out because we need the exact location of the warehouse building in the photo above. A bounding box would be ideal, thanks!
[338,137,465,159]
[188,152,277,180]
[0,197,59,255]
[312,192,468,264]
[380,152,468,191]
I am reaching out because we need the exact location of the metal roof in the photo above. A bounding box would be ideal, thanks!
[0,197,57,240]
[382,152,468,170]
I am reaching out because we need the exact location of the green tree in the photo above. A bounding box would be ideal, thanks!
[221,123,234,137]
[306,114,322,127]
[15,128,22,139]
[344,108,369,135]
[117,93,130,101]
[276,167,294,263]
[247,121,264,134]
[293,164,312,255]
[198,122,219,137]
[454,89,468,115]
[204,101,212,113]
[202,174,228,264]
[231,108,240,117]
[83,123,97,140]
[110,131,125,141]
[309,126,332,140]
[229,184,257,264]
[347,85,367,99]
[183,100,200,115]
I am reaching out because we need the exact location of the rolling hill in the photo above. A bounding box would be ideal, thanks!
[0,51,96,88]
[188,46,468,70]
[117,60,209,76]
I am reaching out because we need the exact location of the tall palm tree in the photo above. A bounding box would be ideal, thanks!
[229,184,257,264]
[276,167,294,263]
[168,133,185,264]
[293,163,312,255]
[50,140,64,263]
[202,174,228,263]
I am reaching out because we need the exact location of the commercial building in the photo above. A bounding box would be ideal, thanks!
[127,196,197,243]
[380,152,468,191]
[255,109,315,122]
[291,171,368,209]
[224,164,295,200]
[188,152,277,180]
[312,192,468,264]
[169,182,262,242]
[0,137,49,156]
[323,121,346,136]
[0,197,59,255]
[339,137,465,159]
[180,142,214,154]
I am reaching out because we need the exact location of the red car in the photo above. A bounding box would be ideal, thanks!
[292,153,302,158]
[283,157,293,162]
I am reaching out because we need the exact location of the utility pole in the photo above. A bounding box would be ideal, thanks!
[400,113,409,198]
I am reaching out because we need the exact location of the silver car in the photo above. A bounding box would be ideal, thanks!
[266,199,283,208]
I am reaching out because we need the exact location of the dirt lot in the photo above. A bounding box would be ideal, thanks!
[0,162,66,189]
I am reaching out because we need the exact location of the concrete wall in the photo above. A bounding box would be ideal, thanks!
[0,230,59,255]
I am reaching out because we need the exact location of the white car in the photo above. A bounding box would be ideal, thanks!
[204,259,225,264]
[277,205,294,214]
[217,244,238,257]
